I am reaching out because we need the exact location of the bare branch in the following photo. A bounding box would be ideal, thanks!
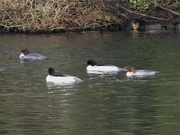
[157,5,180,16]
[118,4,168,21]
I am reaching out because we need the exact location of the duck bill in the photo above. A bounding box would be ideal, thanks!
[123,68,127,71]
[82,61,87,65]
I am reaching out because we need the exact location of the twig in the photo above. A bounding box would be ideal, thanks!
[157,5,180,16]
[118,4,168,21]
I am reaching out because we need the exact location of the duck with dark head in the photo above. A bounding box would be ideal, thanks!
[85,59,123,74]
[46,68,83,85]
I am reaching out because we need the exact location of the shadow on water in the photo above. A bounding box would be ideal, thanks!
[0,31,180,135]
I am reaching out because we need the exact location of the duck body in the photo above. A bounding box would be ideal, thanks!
[126,69,158,77]
[19,48,47,61]
[87,65,122,74]
[19,53,47,60]
[124,66,158,77]
[46,68,83,85]
[86,60,122,74]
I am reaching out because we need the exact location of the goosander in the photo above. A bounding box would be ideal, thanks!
[19,48,47,61]
[123,66,158,77]
[86,60,123,74]
[46,68,83,85]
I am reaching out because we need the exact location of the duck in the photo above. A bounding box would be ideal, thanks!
[46,68,83,85]
[86,59,123,74]
[19,48,47,61]
[123,66,158,77]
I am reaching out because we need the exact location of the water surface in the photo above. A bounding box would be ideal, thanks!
[0,31,180,135]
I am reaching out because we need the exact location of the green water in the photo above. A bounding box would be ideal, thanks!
[0,31,180,135]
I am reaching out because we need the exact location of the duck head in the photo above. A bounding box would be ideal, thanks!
[48,68,56,75]
[21,48,30,55]
[86,60,97,66]
[123,66,136,72]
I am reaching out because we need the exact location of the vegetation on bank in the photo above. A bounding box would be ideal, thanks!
[0,0,179,33]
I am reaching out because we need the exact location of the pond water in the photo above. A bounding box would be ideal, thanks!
[0,31,180,135]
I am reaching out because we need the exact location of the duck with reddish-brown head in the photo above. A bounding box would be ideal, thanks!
[123,66,158,77]
[19,48,47,61]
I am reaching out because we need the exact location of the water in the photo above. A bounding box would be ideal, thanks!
[0,31,180,135]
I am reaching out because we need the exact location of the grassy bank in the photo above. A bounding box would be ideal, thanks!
[0,0,179,33]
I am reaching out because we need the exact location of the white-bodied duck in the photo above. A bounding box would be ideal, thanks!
[86,59,123,74]
[123,66,158,77]
[19,48,47,61]
[46,68,83,85]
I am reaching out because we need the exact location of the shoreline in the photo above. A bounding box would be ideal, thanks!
[0,0,179,34]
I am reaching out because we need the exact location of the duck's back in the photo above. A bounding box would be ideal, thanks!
[20,53,47,60]
[46,75,82,85]
[87,65,122,74]
[127,70,158,77]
